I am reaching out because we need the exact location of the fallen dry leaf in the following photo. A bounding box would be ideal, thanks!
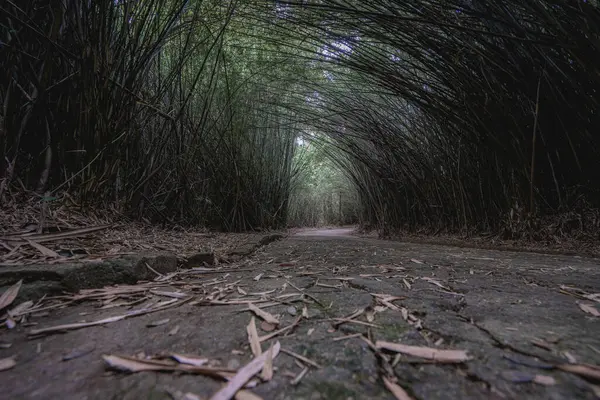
[247,317,262,357]
[169,325,180,336]
[0,280,23,311]
[237,287,247,296]
[531,338,553,351]
[62,344,96,361]
[290,366,309,385]
[260,344,274,381]
[579,303,600,317]
[533,374,556,386]
[421,277,451,291]
[584,293,600,303]
[234,390,263,400]
[382,376,414,400]
[366,308,375,323]
[209,341,281,400]
[103,355,179,372]
[102,354,233,379]
[331,318,380,328]
[8,300,33,318]
[0,357,16,371]
[29,298,191,336]
[248,304,279,325]
[400,307,409,321]
[333,333,363,342]
[557,363,600,381]
[147,318,170,327]
[562,351,577,363]
[171,354,209,367]
[253,274,263,281]
[402,279,411,290]
[410,259,423,264]
[302,305,309,319]
[150,290,188,299]
[307,328,314,336]
[376,341,471,363]
[26,239,59,258]
[280,348,322,369]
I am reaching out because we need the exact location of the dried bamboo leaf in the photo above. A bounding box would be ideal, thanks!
[333,333,363,342]
[62,344,96,361]
[280,348,322,369]
[557,363,600,381]
[29,297,191,336]
[209,341,281,400]
[103,355,178,372]
[331,318,380,328]
[290,367,309,386]
[0,357,16,371]
[382,376,413,400]
[366,308,375,322]
[26,239,59,257]
[302,305,309,319]
[0,280,23,311]
[102,354,233,379]
[376,341,471,363]
[8,300,34,317]
[579,303,600,317]
[234,390,263,400]
[533,375,556,385]
[147,318,170,327]
[248,304,279,325]
[150,290,188,299]
[583,293,600,303]
[421,277,451,291]
[171,354,209,367]
[260,344,274,381]
[247,317,262,357]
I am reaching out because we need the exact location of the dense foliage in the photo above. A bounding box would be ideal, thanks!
[2,1,600,238]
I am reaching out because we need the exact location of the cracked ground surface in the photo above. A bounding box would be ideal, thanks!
[1,230,600,399]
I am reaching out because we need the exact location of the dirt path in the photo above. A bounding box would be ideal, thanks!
[1,233,600,399]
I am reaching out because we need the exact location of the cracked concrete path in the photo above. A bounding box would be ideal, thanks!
[1,233,599,399]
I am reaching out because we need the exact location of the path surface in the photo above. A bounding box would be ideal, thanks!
[1,232,600,400]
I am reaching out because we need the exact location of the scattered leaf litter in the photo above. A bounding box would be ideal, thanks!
[209,341,281,400]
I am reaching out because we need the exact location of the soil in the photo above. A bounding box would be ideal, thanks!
[1,229,599,400]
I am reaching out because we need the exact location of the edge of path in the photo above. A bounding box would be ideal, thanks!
[351,231,600,259]
[0,232,286,302]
